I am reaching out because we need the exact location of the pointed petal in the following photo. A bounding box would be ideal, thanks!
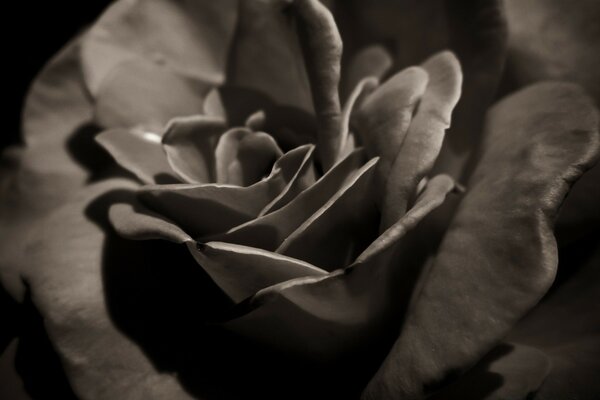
[162,115,227,183]
[362,82,600,399]
[139,147,313,238]
[381,51,462,228]
[94,59,208,131]
[214,129,283,186]
[276,157,379,270]
[96,128,177,184]
[206,149,369,251]
[81,0,238,93]
[187,242,326,304]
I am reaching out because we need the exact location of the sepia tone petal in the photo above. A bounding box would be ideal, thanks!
[227,0,313,113]
[94,59,209,131]
[276,156,379,270]
[81,0,238,94]
[96,128,178,184]
[139,146,314,238]
[381,51,462,229]
[17,179,195,400]
[162,115,227,184]
[428,343,551,400]
[341,45,393,100]
[214,129,283,186]
[206,149,369,251]
[362,82,600,399]
[353,66,429,188]
[187,241,326,304]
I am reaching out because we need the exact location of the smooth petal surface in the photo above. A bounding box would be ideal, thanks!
[362,82,600,399]
[353,66,429,186]
[222,173,457,364]
[276,156,379,270]
[96,128,177,184]
[187,242,326,304]
[206,149,370,251]
[139,146,314,238]
[429,343,551,400]
[162,115,227,183]
[214,129,283,186]
[81,0,238,93]
[381,51,462,228]
[94,59,208,131]
[341,45,392,99]
[227,0,313,112]
[508,237,600,399]
[17,179,194,400]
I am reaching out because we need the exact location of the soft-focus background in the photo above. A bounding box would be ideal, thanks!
[4,1,111,151]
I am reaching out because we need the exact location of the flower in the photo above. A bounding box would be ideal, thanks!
[1,1,599,399]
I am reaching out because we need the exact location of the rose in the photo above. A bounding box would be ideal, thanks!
[1,1,599,400]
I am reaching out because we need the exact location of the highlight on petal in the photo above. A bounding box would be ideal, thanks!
[276,156,379,270]
[206,149,370,251]
[139,146,314,238]
[381,51,462,229]
[162,115,227,183]
[362,82,600,399]
[291,0,343,170]
[109,202,191,244]
[187,241,326,304]
[94,59,209,131]
[81,0,238,93]
[96,128,178,184]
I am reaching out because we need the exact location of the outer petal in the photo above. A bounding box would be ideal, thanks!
[17,179,194,399]
[81,0,238,93]
[362,82,600,399]
[96,128,178,184]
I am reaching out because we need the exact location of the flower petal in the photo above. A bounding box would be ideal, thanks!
[276,157,379,270]
[214,129,283,186]
[353,66,429,189]
[187,241,326,304]
[16,179,195,399]
[342,45,393,100]
[94,59,209,131]
[139,146,314,238]
[162,115,227,183]
[381,51,462,229]
[96,128,177,184]
[109,202,191,244]
[428,343,551,400]
[227,0,313,112]
[221,174,456,364]
[508,237,600,398]
[206,149,370,251]
[291,0,343,170]
[362,82,600,399]
[81,0,238,93]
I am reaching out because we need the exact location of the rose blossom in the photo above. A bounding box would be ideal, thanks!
[1,1,599,399]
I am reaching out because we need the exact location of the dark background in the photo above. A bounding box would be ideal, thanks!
[4,1,112,151]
